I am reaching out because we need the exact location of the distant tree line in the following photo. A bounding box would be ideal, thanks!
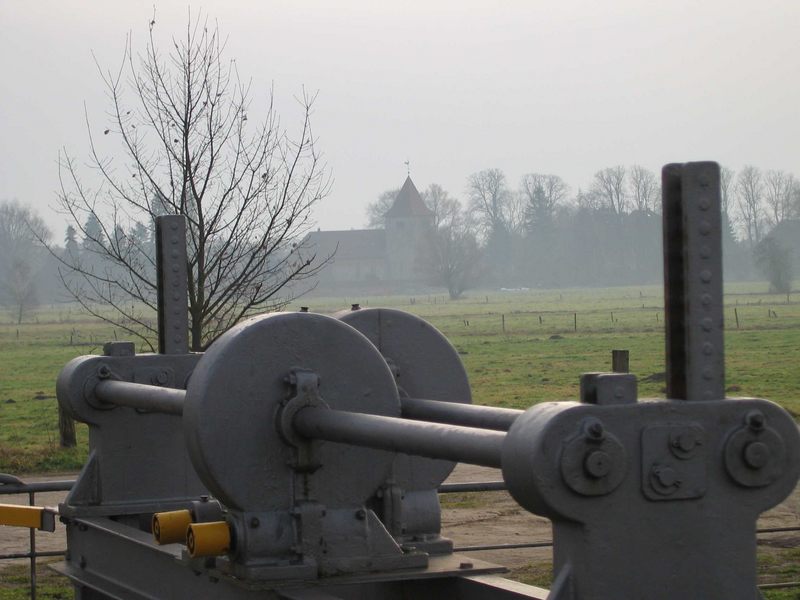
[367,165,800,297]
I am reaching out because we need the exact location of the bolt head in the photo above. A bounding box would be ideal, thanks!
[743,441,771,469]
[747,411,765,431]
[584,450,612,479]
[585,420,605,441]
[653,466,680,488]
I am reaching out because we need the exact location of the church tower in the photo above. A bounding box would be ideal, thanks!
[384,176,434,284]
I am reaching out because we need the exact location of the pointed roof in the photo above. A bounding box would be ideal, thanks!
[385,177,433,219]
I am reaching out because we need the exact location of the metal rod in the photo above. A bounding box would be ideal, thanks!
[438,481,507,493]
[401,397,522,431]
[0,480,75,495]
[293,407,505,468]
[95,380,185,415]
[455,541,553,552]
[89,380,523,434]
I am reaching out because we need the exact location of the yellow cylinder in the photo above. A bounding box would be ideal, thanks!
[186,521,231,558]
[152,510,192,545]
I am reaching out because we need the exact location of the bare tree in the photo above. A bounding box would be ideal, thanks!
[422,183,461,229]
[720,166,736,217]
[419,200,482,299]
[466,168,512,238]
[364,188,400,229]
[0,201,51,324]
[591,166,628,215]
[628,165,659,214]
[764,170,795,229]
[735,166,765,247]
[519,173,568,230]
[54,16,330,350]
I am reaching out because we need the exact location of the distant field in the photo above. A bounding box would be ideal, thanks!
[0,281,798,473]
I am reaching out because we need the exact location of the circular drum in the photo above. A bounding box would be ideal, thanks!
[336,308,472,491]
[183,312,400,512]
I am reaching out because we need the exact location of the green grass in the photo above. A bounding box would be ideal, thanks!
[0,561,72,599]
[2,282,799,472]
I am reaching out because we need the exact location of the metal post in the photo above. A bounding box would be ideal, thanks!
[611,350,629,373]
[28,491,35,600]
[662,162,724,401]
[156,215,190,354]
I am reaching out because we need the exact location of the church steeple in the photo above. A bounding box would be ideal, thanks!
[385,177,433,219]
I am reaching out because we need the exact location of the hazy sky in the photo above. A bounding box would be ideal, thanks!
[2,1,799,238]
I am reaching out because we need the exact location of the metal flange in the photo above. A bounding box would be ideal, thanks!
[183,312,401,512]
[336,308,472,491]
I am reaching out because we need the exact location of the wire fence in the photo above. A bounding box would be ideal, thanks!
[2,476,799,598]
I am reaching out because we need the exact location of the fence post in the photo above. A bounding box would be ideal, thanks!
[612,350,630,373]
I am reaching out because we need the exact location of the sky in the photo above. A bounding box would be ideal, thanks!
[2,0,799,238]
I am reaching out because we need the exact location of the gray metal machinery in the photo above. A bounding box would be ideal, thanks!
[51,162,799,600]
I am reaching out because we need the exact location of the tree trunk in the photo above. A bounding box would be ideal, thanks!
[58,404,77,448]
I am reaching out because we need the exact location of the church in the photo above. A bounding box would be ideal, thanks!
[300,176,434,295]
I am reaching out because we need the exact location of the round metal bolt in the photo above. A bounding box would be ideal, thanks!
[702,342,714,356]
[672,432,696,453]
[700,244,711,258]
[584,450,612,479]
[701,293,712,306]
[747,411,765,431]
[653,466,680,488]
[97,365,111,379]
[699,220,711,235]
[698,197,711,210]
[170,222,178,231]
[743,441,770,470]
[250,517,260,528]
[702,367,713,381]
[700,270,712,283]
[152,370,169,385]
[701,317,713,332]
[586,421,605,441]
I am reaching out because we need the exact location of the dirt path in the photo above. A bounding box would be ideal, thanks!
[2,466,799,577]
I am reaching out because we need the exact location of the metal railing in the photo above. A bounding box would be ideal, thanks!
[2,476,799,597]
[0,475,75,600]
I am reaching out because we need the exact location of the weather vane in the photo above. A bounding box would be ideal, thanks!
[404,159,410,176]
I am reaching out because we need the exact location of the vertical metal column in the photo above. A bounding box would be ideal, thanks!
[156,216,190,354]
[662,162,724,401]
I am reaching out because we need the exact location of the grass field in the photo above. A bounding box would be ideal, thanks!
[0,282,799,597]
[1,281,799,473]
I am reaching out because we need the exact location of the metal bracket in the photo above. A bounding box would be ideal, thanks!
[278,369,328,473]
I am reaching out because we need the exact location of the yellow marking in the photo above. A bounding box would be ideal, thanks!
[0,504,44,529]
